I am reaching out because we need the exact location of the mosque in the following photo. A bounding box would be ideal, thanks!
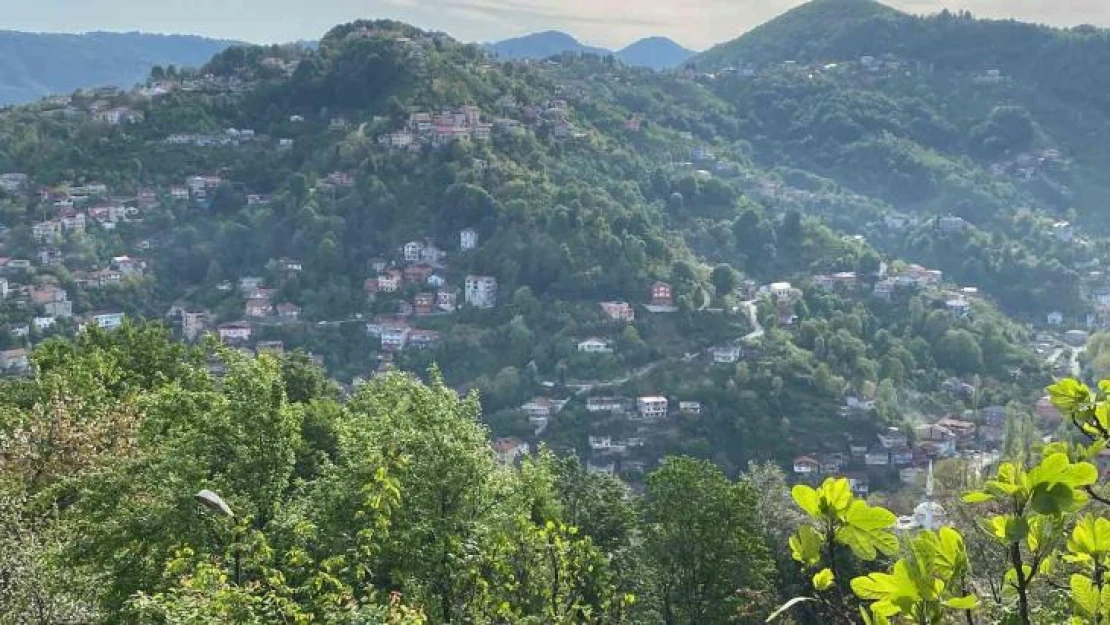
[896,461,946,532]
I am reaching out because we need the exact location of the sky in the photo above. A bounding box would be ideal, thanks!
[3,0,1110,50]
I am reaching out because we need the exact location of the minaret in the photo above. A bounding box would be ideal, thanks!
[924,460,936,531]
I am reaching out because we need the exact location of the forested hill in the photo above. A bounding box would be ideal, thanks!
[0,31,236,105]
[0,15,1087,486]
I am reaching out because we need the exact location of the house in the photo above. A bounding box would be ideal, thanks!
[245,298,272,318]
[218,322,252,344]
[276,303,301,320]
[891,447,914,466]
[521,397,567,418]
[256,341,284,356]
[436,289,458,312]
[404,263,435,284]
[30,285,67,306]
[10,324,28,338]
[92,312,124,330]
[413,293,436,315]
[877,427,907,449]
[793,456,819,475]
[0,278,7,298]
[60,212,86,233]
[378,271,402,293]
[408,329,441,349]
[936,418,977,447]
[819,455,845,474]
[865,447,890,466]
[649,281,673,307]
[460,228,479,250]
[1052,221,1074,243]
[419,244,446,264]
[182,311,207,340]
[1047,311,1064,326]
[403,241,424,262]
[915,424,957,456]
[636,396,668,420]
[238,277,264,294]
[711,344,742,364]
[493,438,530,465]
[0,348,29,371]
[586,461,615,475]
[170,186,190,200]
[33,316,56,331]
[847,475,870,498]
[464,275,498,308]
[588,435,619,452]
[44,300,73,318]
[770,282,794,300]
[679,401,702,415]
[31,220,62,242]
[577,337,613,353]
[112,256,143,276]
[946,298,971,317]
[381,326,410,351]
[600,301,635,322]
[586,397,627,414]
[937,216,969,233]
[1066,330,1090,346]
[427,274,446,289]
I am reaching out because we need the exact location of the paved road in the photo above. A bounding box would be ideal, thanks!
[740,300,764,342]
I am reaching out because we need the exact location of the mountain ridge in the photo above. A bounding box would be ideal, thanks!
[0,30,237,105]
[484,30,695,69]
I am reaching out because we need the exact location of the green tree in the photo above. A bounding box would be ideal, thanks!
[643,457,774,624]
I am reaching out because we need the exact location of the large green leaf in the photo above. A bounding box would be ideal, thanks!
[812,568,835,591]
[836,500,898,561]
[1047,379,1090,414]
[1069,514,1110,557]
[1071,573,1100,618]
[791,484,821,519]
[820,477,852,514]
[943,595,979,610]
[789,524,823,566]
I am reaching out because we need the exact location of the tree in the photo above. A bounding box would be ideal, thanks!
[711,263,737,297]
[643,457,774,624]
[933,329,983,374]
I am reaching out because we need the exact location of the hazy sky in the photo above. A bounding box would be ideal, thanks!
[3,0,1109,50]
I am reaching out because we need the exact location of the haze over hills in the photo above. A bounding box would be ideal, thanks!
[0,31,237,106]
[484,30,696,69]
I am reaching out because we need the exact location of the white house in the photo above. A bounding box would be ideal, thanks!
[793,456,819,475]
[946,298,971,317]
[465,275,497,308]
[585,397,627,414]
[711,345,741,364]
[636,396,668,420]
[679,401,702,415]
[381,327,411,351]
[1047,311,1064,326]
[493,438,530,465]
[218,322,252,343]
[577,337,613,353]
[93,312,125,330]
[33,316,56,330]
[460,228,479,251]
[0,278,8,298]
[403,241,424,262]
[769,282,794,300]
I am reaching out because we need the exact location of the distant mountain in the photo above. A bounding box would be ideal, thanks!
[484,31,609,61]
[616,37,695,70]
[693,0,908,68]
[485,31,694,69]
[0,31,237,106]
